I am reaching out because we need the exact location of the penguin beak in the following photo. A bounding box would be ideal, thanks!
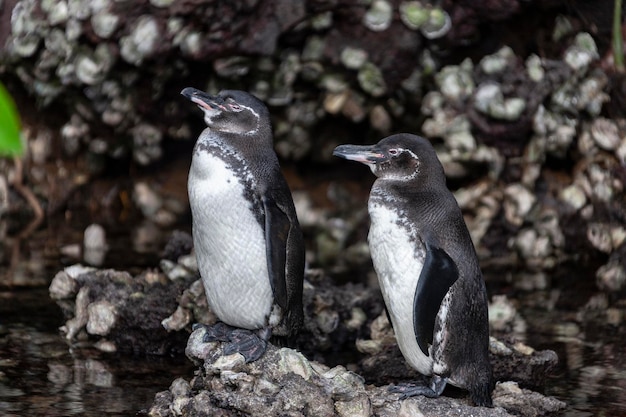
[332,144,385,164]
[181,87,227,111]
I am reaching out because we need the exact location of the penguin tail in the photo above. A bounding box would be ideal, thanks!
[468,370,495,407]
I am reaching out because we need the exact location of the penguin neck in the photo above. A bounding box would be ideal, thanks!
[198,125,278,175]
[373,173,446,195]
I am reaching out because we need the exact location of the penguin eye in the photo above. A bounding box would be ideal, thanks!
[388,148,400,156]
[225,99,242,112]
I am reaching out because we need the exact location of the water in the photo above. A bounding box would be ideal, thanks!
[488,269,626,416]
[1,224,625,415]
[0,288,194,417]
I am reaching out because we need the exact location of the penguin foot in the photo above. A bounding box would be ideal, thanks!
[195,322,270,362]
[200,322,233,343]
[223,329,268,363]
[389,375,447,400]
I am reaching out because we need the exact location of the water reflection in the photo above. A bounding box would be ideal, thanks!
[491,269,626,416]
[1,222,625,415]
[0,289,193,417]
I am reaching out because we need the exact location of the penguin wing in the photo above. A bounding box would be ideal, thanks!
[413,242,459,355]
[262,195,290,310]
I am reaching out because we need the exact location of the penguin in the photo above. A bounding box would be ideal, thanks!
[181,87,304,362]
[333,133,494,406]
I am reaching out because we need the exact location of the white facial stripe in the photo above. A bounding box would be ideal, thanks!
[242,104,260,135]
[202,102,261,135]
[377,147,420,181]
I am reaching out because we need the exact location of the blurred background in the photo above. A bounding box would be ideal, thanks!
[1,0,625,415]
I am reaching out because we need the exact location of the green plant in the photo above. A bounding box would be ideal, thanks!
[614,0,624,71]
[0,81,22,156]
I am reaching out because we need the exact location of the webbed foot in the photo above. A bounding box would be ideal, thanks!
[198,322,233,343]
[389,375,447,400]
[224,329,268,363]
[195,322,270,363]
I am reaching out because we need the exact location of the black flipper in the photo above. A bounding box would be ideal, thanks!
[262,195,290,310]
[414,243,459,355]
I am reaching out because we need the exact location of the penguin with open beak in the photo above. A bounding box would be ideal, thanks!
[333,133,494,406]
[181,87,304,362]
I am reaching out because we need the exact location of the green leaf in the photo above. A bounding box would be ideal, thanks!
[0,81,23,157]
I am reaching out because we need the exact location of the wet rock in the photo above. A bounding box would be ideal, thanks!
[49,270,80,300]
[86,300,117,336]
[493,381,566,415]
[50,264,195,354]
[161,306,192,332]
[359,307,558,393]
[150,323,562,417]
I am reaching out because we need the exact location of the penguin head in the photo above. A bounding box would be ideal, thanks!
[181,88,269,136]
[333,133,446,185]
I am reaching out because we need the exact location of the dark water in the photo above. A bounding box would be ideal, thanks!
[1,226,625,416]
[0,288,194,417]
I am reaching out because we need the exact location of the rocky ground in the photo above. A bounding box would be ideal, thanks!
[49,249,564,416]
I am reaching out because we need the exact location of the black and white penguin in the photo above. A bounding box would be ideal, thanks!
[333,133,494,406]
[181,87,304,362]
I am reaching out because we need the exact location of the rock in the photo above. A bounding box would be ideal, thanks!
[493,381,566,415]
[49,270,79,299]
[51,266,196,354]
[86,300,117,336]
[83,224,108,266]
[151,324,563,417]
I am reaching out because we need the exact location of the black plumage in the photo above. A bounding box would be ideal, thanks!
[334,133,494,406]
[182,88,304,361]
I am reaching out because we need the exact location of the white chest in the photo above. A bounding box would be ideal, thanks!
[188,149,273,330]
[368,201,433,375]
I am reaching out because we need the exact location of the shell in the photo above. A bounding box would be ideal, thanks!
[120,15,160,65]
[91,11,120,39]
[46,0,70,25]
[479,46,515,74]
[150,0,175,7]
[474,82,526,121]
[596,259,626,292]
[399,1,429,30]
[340,47,368,70]
[503,183,536,226]
[563,32,599,72]
[435,59,474,101]
[526,54,545,82]
[559,184,587,211]
[357,62,387,97]
[278,348,313,381]
[420,8,451,39]
[67,0,93,20]
[590,118,621,151]
[132,123,163,165]
[363,0,393,32]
